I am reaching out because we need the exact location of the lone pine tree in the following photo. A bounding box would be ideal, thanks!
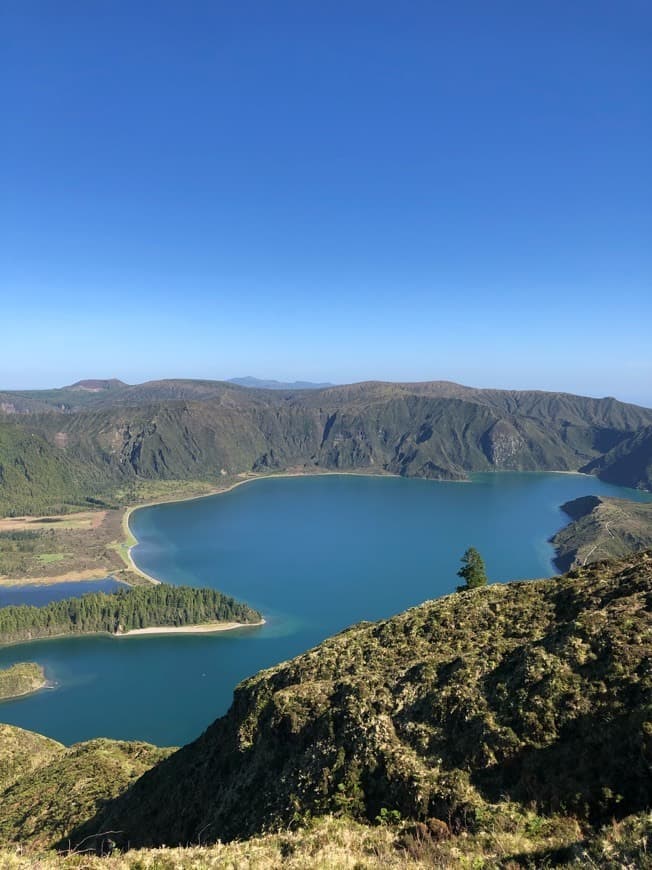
[456,547,488,591]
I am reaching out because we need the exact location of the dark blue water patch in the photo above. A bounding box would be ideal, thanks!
[0,577,123,607]
[0,473,650,746]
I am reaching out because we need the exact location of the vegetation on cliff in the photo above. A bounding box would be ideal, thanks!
[2,379,651,515]
[583,425,652,492]
[551,495,652,571]
[0,584,261,645]
[0,662,46,700]
[71,551,651,851]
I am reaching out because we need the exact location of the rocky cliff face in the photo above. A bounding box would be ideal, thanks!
[76,552,652,849]
[480,419,526,465]
[581,426,652,491]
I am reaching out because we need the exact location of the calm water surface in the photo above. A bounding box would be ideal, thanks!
[0,473,650,745]
[0,578,122,608]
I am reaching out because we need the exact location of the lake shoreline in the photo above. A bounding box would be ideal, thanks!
[0,468,595,591]
[122,469,405,584]
[1,470,643,746]
[0,679,50,702]
[123,468,599,586]
[0,619,266,650]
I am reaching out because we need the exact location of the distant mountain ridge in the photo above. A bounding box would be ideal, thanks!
[65,379,128,392]
[228,376,335,390]
[1,378,652,514]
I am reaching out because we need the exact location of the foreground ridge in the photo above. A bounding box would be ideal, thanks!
[67,551,651,851]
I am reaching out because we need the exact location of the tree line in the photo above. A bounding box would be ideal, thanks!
[0,584,262,644]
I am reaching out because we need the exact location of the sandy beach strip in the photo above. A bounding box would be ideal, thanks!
[115,619,266,637]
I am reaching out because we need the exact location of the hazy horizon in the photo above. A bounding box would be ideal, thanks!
[2,373,651,409]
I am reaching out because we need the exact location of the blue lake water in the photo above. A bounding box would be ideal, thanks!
[0,577,122,607]
[0,472,650,746]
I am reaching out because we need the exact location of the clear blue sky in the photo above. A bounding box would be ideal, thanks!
[2,1,651,405]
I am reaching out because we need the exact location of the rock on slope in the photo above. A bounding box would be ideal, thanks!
[77,552,652,849]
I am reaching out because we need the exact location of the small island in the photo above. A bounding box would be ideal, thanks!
[0,663,47,701]
[0,584,263,646]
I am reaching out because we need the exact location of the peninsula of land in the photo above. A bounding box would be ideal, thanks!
[0,584,262,647]
[550,495,652,571]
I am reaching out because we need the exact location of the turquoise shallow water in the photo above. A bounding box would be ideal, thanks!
[0,472,649,746]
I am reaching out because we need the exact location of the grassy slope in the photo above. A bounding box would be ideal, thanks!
[0,739,173,849]
[2,813,652,869]
[551,496,652,571]
[74,552,652,851]
[0,662,46,700]
[0,724,63,793]
[2,380,652,515]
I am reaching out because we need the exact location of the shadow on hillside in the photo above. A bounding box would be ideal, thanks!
[473,710,651,822]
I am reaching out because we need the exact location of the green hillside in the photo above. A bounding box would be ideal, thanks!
[71,551,652,851]
[0,724,63,793]
[0,736,172,848]
[2,379,652,515]
[583,426,652,491]
[0,553,649,866]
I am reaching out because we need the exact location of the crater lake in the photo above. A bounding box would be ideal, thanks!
[1,472,650,746]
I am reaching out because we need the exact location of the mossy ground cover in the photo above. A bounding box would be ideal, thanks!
[0,724,63,793]
[0,663,46,701]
